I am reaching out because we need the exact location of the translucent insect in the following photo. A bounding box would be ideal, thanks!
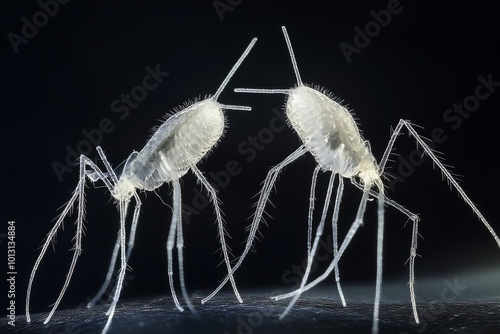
[202,26,500,333]
[26,37,258,334]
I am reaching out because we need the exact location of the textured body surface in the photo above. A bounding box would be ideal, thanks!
[123,100,225,191]
[286,86,376,178]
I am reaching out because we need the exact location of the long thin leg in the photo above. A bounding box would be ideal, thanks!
[45,163,86,324]
[202,146,308,304]
[307,167,347,306]
[380,120,500,247]
[332,177,346,307]
[191,165,242,303]
[349,179,419,222]
[372,181,385,334]
[102,199,128,334]
[26,155,114,323]
[87,146,129,308]
[26,188,78,322]
[87,192,142,308]
[408,215,419,323]
[379,119,500,324]
[272,189,369,300]
[279,171,336,319]
[96,146,119,186]
[270,183,382,333]
[350,179,422,324]
[351,178,421,320]
[167,179,184,312]
[173,178,196,313]
[307,166,321,254]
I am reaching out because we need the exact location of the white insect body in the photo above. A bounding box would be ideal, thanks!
[26,37,257,334]
[117,98,225,195]
[203,26,500,334]
[286,85,379,182]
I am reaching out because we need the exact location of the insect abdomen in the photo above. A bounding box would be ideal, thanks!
[286,86,371,176]
[127,100,225,190]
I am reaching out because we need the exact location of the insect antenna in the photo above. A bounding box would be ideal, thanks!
[281,26,303,86]
[233,26,303,96]
[212,37,258,111]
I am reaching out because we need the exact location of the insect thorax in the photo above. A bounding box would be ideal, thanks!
[112,177,136,201]
[286,86,377,179]
[123,99,225,191]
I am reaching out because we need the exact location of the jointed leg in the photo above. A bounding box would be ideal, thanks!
[202,145,308,304]
[332,177,346,307]
[284,180,385,334]
[86,149,142,309]
[307,166,321,254]
[173,178,196,313]
[408,212,419,324]
[45,162,85,324]
[273,188,370,300]
[191,165,242,303]
[381,120,500,248]
[372,180,385,334]
[87,192,142,308]
[379,119,500,324]
[103,199,128,334]
[351,178,421,324]
[279,171,337,319]
[26,154,114,323]
[307,167,347,306]
[167,179,184,312]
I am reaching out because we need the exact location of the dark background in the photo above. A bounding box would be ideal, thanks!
[2,0,500,332]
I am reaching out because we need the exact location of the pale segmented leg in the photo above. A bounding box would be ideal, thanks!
[191,165,242,303]
[279,171,337,319]
[377,119,500,324]
[372,182,385,333]
[307,168,346,306]
[26,152,115,323]
[202,146,308,304]
[87,191,141,308]
[273,119,500,333]
[160,175,200,314]
[172,178,196,312]
[272,188,371,302]
[307,166,321,254]
[87,150,142,312]
[103,199,128,334]
[332,177,346,307]
[90,148,135,334]
[167,179,187,312]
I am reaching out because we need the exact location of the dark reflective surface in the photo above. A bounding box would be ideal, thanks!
[6,271,500,334]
